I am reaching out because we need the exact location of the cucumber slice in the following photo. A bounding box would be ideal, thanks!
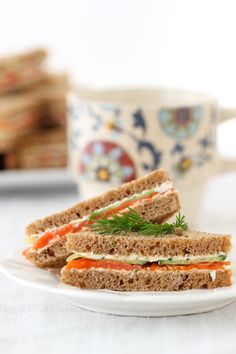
[67,253,227,266]
[89,188,155,220]
[66,253,148,265]
[24,235,38,244]
[66,253,82,262]
[158,254,226,265]
[125,259,148,265]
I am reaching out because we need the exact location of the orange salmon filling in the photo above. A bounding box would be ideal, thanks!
[26,190,161,252]
[66,258,143,271]
[65,258,231,272]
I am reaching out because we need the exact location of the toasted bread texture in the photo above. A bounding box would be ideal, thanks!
[66,229,231,257]
[24,236,69,268]
[61,267,232,291]
[26,169,179,236]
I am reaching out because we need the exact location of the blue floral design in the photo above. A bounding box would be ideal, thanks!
[159,106,202,139]
[88,105,103,131]
[137,140,162,170]
[133,109,146,135]
[81,141,136,183]
[101,105,123,137]
[171,143,185,155]
[173,148,212,177]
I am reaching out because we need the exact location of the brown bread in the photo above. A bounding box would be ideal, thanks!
[61,267,232,291]
[66,229,231,257]
[26,169,179,236]
[24,237,69,268]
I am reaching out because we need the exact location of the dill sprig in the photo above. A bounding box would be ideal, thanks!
[90,208,188,236]
[172,213,188,230]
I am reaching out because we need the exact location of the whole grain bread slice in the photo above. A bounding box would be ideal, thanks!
[24,236,69,268]
[26,169,179,236]
[61,267,232,291]
[66,229,231,257]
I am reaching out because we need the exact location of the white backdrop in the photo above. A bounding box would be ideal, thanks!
[0,0,236,105]
[1,0,236,156]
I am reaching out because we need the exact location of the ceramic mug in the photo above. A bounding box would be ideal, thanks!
[67,87,236,225]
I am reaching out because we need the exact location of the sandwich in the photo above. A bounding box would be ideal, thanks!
[6,127,67,169]
[23,169,180,268]
[0,48,47,95]
[0,91,40,152]
[25,73,69,127]
[61,212,232,291]
[0,72,68,155]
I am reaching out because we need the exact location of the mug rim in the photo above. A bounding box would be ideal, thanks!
[70,85,217,107]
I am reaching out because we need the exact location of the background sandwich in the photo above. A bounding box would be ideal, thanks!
[0,48,47,94]
[23,169,180,268]
[6,127,67,169]
[0,92,40,152]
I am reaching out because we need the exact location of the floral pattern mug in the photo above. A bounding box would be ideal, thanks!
[68,87,236,225]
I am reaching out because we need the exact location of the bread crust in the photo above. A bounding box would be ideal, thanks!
[26,169,177,236]
[66,229,231,257]
[24,236,69,268]
[61,268,232,291]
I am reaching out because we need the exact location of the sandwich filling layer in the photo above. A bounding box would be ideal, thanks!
[65,249,231,276]
[65,258,231,272]
[25,181,174,252]
[66,251,228,265]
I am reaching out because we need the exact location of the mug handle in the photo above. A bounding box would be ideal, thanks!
[218,107,236,172]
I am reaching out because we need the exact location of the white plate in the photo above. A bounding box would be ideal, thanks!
[0,168,74,189]
[0,250,236,317]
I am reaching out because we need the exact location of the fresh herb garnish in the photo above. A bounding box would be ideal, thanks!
[172,212,188,230]
[90,208,188,236]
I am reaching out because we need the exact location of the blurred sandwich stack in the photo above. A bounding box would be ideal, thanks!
[0,48,69,170]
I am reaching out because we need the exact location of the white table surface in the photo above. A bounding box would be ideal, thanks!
[1,172,236,354]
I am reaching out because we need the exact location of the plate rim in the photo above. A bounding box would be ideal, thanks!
[0,249,236,305]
